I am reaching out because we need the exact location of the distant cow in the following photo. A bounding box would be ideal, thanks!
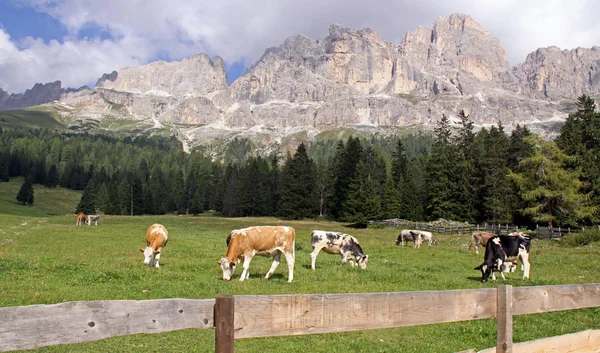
[75,212,87,226]
[474,233,531,282]
[87,215,100,226]
[218,226,295,282]
[469,231,496,255]
[395,229,423,248]
[310,230,369,270]
[418,231,437,247]
[140,224,169,268]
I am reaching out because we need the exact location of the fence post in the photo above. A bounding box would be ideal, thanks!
[497,284,513,353]
[215,295,235,353]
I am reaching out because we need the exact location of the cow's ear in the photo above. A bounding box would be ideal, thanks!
[139,248,145,253]
[474,264,482,270]
[217,260,222,265]
[154,247,162,254]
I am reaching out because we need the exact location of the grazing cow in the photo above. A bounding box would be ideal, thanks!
[469,231,496,255]
[474,233,531,282]
[418,231,437,247]
[218,226,295,282]
[87,215,100,226]
[310,230,369,270]
[75,212,87,226]
[395,229,423,248]
[140,224,169,268]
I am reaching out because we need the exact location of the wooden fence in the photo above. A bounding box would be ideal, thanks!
[370,219,592,238]
[1,284,599,353]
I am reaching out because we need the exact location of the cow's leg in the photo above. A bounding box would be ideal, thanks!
[475,242,479,255]
[264,253,281,280]
[519,250,530,279]
[154,253,161,268]
[284,250,295,282]
[310,245,323,270]
[239,255,253,281]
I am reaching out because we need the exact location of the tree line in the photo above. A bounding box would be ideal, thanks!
[2,95,599,228]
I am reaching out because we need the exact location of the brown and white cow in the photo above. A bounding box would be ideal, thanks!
[218,226,295,282]
[87,215,100,226]
[140,224,169,268]
[395,229,423,248]
[75,212,87,226]
[310,230,369,270]
[469,231,496,255]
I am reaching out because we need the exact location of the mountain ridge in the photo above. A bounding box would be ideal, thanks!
[2,13,599,155]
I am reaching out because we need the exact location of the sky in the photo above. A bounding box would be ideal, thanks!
[0,0,599,94]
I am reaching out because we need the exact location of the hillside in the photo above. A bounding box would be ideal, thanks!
[0,177,82,217]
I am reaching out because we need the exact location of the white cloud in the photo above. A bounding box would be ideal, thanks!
[2,0,600,93]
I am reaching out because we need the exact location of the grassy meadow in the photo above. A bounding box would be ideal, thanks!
[0,179,599,352]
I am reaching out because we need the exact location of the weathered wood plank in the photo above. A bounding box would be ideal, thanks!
[215,296,235,353]
[513,284,600,316]
[0,298,215,352]
[496,284,513,353]
[479,329,600,353]
[233,288,497,338]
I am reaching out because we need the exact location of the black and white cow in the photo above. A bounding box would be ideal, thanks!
[474,233,531,282]
[310,230,369,270]
[395,229,423,248]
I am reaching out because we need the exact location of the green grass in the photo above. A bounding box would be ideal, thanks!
[0,106,68,130]
[0,181,599,352]
[0,177,81,216]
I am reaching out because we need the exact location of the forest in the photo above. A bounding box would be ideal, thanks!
[1,95,599,229]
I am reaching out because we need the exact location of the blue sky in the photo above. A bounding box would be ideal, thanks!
[1,0,599,93]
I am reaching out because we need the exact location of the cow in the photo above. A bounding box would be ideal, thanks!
[469,231,497,255]
[310,230,369,270]
[474,233,531,282]
[87,215,100,226]
[75,212,87,226]
[418,231,437,247]
[395,229,423,248]
[140,224,169,268]
[218,226,295,282]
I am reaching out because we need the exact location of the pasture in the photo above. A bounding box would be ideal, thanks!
[0,184,599,351]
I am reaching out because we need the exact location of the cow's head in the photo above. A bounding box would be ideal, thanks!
[217,258,236,281]
[474,263,492,282]
[140,247,160,266]
[357,254,369,270]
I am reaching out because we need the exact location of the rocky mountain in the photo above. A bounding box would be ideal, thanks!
[2,14,600,154]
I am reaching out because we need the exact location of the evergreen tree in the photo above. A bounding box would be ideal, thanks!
[328,137,363,220]
[95,182,109,212]
[221,165,239,217]
[76,182,96,214]
[391,139,409,187]
[480,123,513,223]
[16,177,34,205]
[104,182,121,215]
[454,110,479,222]
[44,164,58,188]
[278,143,318,219]
[381,172,402,219]
[509,136,597,227]
[425,115,459,220]
[0,151,9,182]
[341,161,382,227]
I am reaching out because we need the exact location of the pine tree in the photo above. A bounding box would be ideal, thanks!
[425,114,459,220]
[454,110,480,222]
[104,182,121,215]
[16,177,34,206]
[76,183,96,214]
[480,123,513,223]
[381,172,402,219]
[44,164,58,188]
[328,137,363,220]
[341,161,382,227]
[278,143,318,219]
[509,136,598,227]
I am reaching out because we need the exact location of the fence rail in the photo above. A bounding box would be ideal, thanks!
[1,284,599,353]
[370,218,594,238]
